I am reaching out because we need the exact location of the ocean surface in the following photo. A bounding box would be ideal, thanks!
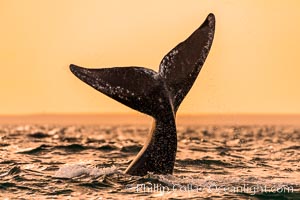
[0,120,299,199]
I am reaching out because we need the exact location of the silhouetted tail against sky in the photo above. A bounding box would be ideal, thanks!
[70,13,215,176]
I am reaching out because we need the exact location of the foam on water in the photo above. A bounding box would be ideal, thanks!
[54,164,118,178]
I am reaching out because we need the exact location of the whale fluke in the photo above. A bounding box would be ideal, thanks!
[69,65,172,119]
[159,13,215,112]
[70,13,215,176]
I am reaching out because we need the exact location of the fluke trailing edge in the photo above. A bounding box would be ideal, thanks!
[70,13,215,176]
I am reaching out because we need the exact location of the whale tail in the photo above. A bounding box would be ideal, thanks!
[70,13,215,118]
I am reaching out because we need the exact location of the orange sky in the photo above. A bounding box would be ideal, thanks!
[1,0,300,115]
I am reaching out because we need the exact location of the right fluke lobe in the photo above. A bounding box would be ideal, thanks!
[70,13,216,176]
[159,13,215,112]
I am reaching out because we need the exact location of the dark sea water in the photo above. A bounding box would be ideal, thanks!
[0,124,299,199]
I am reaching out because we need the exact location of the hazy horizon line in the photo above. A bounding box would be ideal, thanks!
[1,113,300,126]
[1,112,300,116]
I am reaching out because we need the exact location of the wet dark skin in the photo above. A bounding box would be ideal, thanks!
[70,13,215,176]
